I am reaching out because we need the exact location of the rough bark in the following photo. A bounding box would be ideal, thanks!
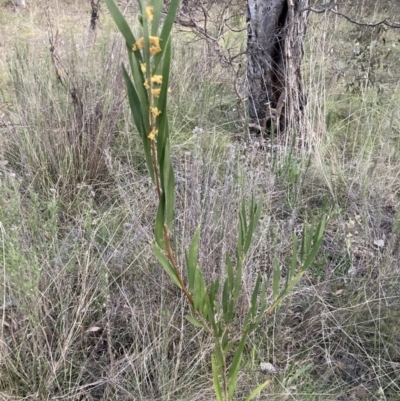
[247,0,309,133]
[90,0,101,31]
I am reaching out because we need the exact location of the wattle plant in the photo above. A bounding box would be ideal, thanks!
[104,0,326,399]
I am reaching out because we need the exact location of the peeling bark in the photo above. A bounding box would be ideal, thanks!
[247,0,309,133]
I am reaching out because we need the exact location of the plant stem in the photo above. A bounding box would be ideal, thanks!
[163,223,194,306]
[150,138,194,307]
[150,141,162,199]
[216,341,228,401]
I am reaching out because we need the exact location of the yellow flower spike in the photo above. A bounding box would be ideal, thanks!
[146,6,154,21]
[143,79,150,89]
[148,128,158,141]
[151,75,163,85]
[140,63,146,73]
[150,107,162,117]
[151,88,161,98]
[132,37,145,51]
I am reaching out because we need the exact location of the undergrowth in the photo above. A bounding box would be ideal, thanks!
[0,1,399,400]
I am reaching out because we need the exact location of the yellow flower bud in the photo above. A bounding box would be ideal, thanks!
[149,36,160,47]
[146,6,154,21]
[148,128,158,141]
[132,37,145,51]
[151,88,161,98]
[149,36,162,55]
[133,36,161,54]
[150,107,162,117]
[140,63,146,73]
[151,75,163,85]
[149,45,162,55]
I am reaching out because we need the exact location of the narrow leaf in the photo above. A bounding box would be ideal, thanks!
[222,279,230,317]
[253,195,263,228]
[122,65,154,182]
[243,308,252,328]
[214,343,224,372]
[226,296,234,324]
[228,332,248,399]
[160,0,180,39]
[152,244,181,288]
[220,331,228,351]
[185,315,204,328]
[289,234,298,283]
[162,139,175,229]
[122,65,144,137]
[224,340,236,353]
[226,253,234,290]
[250,275,261,318]
[244,197,260,254]
[272,258,281,301]
[241,200,247,233]
[155,198,166,249]
[244,196,262,256]
[201,292,210,318]
[243,379,271,401]
[232,259,242,302]
[300,220,307,263]
[256,278,267,324]
[127,51,149,132]
[302,223,323,270]
[208,279,219,314]
[285,270,306,294]
[151,0,163,36]
[187,227,201,291]
[139,0,150,63]
[193,267,206,312]
[211,355,223,401]
[153,0,180,72]
[302,221,312,261]
[157,37,172,116]
[302,217,326,270]
[104,0,136,47]
[288,362,314,382]
[238,209,246,253]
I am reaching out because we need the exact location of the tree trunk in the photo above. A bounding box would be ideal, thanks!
[247,0,309,134]
[90,0,101,31]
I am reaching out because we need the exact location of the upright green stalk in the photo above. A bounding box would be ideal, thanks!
[105,1,326,400]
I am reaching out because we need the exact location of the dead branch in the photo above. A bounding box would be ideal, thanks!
[301,5,400,29]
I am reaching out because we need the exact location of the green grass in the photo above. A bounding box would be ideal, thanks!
[1,1,400,400]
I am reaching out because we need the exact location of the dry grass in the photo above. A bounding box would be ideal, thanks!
[1,1,400,400]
